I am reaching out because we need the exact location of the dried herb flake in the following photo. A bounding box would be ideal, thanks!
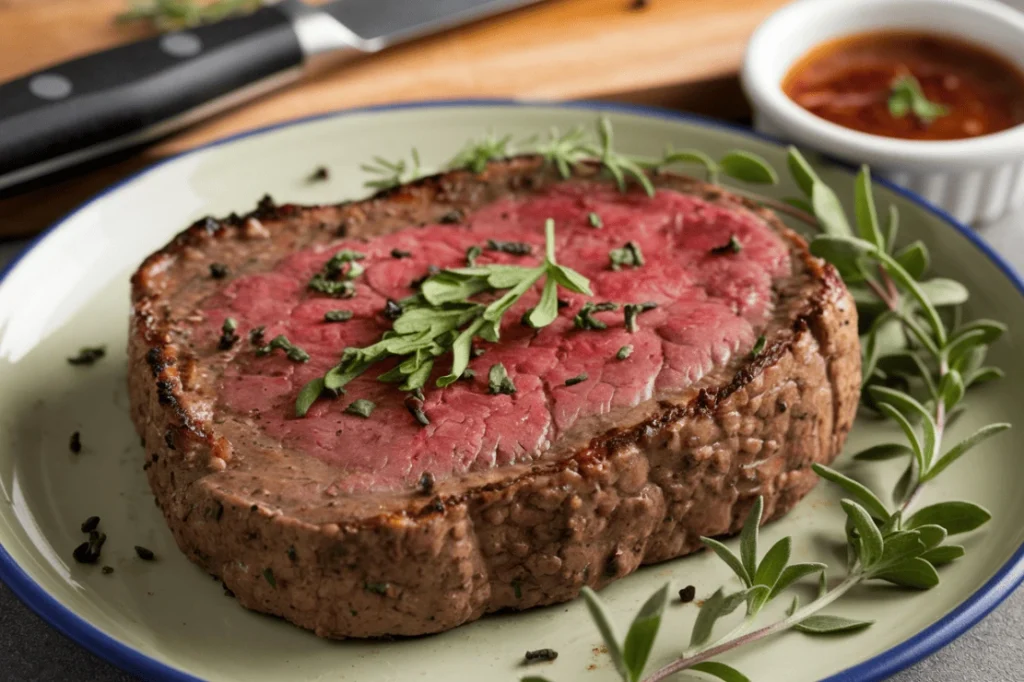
[68,347,106,366]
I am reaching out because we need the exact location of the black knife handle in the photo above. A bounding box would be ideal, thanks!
[0,6,304,187]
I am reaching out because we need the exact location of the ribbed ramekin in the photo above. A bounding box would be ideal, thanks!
[741,0,1024,225]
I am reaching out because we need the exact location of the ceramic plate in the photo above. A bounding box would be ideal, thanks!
[1,102,1023,682]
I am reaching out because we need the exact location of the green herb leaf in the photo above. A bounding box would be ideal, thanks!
[917,278,969,308]
[875,403,925,475]
[809,234,876,280]
[589,212,604,228]
[870,386,938,467]
[610,242,645,271]
[840,499,884,568]
[873,557,940,589]
[324,309,353,323]
[617,345,633,360]
[854,166,885,249]
[938,369,965,412]
[888,74,950,124]
[739,497,764,582]
[690,588,747,648]
[295,377,326,417]
[921,544,966,565]
[812,464,890,520]
[718,150,778,185]
[786,147,817,197]
[622,583,670,681]
[527,278,560,328]
[689,661,752,682]
[345,399,376,418]
[581,587,627,678]
[924,423,1011,481]
[894,241,930,280]
[488,363,517,395]
[750,335,766,357]
[661,147,719,182]
[853,443,913,461]
[450,131,512,173]
[884,204,900,253]
[793,614,873,635]
[767,562,826,601]
[700,537,751,587]
[905,501,992,535]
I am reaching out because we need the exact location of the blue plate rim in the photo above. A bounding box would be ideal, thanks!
[1,98,1022,682]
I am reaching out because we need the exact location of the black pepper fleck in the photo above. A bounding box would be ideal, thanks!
[678,585,696,603]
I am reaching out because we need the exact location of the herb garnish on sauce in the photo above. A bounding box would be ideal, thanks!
[888,74,950,125]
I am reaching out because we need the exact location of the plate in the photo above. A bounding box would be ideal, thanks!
[1,101,1023,682]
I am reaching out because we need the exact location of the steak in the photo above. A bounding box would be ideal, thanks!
[128,157,860,638]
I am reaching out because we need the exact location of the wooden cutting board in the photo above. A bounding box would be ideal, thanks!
[0,0,787,238]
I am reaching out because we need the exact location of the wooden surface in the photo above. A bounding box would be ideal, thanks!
[0,0,787,238]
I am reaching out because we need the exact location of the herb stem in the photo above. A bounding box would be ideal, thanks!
[725,187,820,228]
[642,575,864,682]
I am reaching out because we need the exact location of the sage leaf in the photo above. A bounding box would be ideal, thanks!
[740,497,764,582]
[894,241,929,280]
[965,366,1004,387]
[938,369,965,411]
[921,544,966,565]
[853,442,913,461]
[622,583,670,681]
[662,147,719,182]
[913,524,948,551]
[812,464,890,520]
[295,377,326,417]
[917,278,969,307]
[884,204,899,254]
[719,150,778,185]
[783,197,814,215]
[701,537,751,587]
[841,500,884,568]
[690,661,752,682]
[875,530,927,570]
[787,596,800,617]
[876,250,946,346]
[809,234,876,279]
[854,166,885,249]
[873,556,940,589]
[581,587,626,678]
[812,181,853,237]
[690,588,747,648]
[786,147,816,197]
[744,584,772,616]
[905,501,992,535]
[870,386,937,467]
[767,562,826,601]
[943,328,991,370]
[950,318,1006,346]
[892,461,917,507]
[794,614,874,635]
[753,537,791,589]
[925,423,1011,481]
[876,404,925,474]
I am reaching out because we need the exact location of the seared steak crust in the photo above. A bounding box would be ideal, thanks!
[128,157,860,638]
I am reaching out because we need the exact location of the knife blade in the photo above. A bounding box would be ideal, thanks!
[0,0,543,192]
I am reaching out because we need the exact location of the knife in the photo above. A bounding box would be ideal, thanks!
[0,0,543,192]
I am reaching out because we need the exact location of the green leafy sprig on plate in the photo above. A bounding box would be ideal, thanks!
[424,119,1008,682]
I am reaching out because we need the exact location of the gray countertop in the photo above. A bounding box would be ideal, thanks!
[1,213,1022,681]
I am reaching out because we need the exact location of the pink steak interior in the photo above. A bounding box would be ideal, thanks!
[197,183,791,492]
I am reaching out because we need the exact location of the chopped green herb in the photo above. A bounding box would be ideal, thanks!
[67,347,106,366]
[69,431,82,454]
[405,395,430,426]
[263,567,276,588]
[574,302,618,330]
[751,334,767,357]
[345,399,376,418]
[565,373,588,386]
[487,239,532,256]
[134,546,156,561]
[308,274,356,298]
[888,74,950,124]
[365,581,390,595]
[324,310,353,323]
[218,317,240,350]
[588,212,603,228]
[609,241,644,270]
[466,244,483,267]
[256,335,310,363]
[209,262,229,279]
[624,302,657,333]
[488,363,517,395]
[710,235,742,255]
[616,345,633,360]
[459,368,476,381]
[362,150,421,190]
[248,326,265,344]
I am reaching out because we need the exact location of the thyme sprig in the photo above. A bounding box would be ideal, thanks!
[295,219,590,416]
[512,128,1009,682]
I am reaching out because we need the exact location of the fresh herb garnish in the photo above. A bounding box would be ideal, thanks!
[888,74,950,125]
[69,431,82,454]
[309,276,355,298]
[616,345,633,360]
[710,235,743,255]
[624,302,657,333]
[564,373,588,386]
[256,335,310,363]
[609,242,644,270]
[295,219,591,415]
[362,150,421,190]
[449,132,513,173]
[248,326,265,344]
[115,0,261,31]
[210,262,229,279]
[524,649,559,663]
[466,245,483,267]
[67,347,106,366]
[218,317,239,350]
[134,545,155,561]
[488,363,517,395]
[750,334,767,357]
[487,239,532,256]
[324,310,353,323]
[588,212,603,228]
[574,302,618,331]
[345,399,376,418]
[405,395,430,427]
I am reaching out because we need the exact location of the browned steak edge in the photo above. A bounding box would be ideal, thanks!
[127,157,860,638]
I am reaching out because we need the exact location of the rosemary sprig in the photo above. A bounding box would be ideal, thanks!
[449,132,514,173]
[115,0,260,31]
[361,149,422,191]
[295,218,590,417]
[508,125,1008,682]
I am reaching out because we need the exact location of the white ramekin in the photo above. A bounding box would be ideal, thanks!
[741,0,1024,225]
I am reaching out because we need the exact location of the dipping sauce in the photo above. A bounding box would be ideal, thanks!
[782,31,1024,140]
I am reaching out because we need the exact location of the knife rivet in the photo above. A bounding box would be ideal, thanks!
[160,33,203,59]
[29,74,72,100]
